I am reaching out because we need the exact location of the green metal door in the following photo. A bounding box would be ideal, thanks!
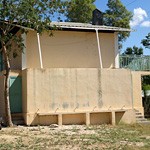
[9,76,22,113]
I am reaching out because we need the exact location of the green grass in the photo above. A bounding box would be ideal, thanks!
[0,124,150,150]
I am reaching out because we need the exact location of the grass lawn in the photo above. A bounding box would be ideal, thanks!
[0,124,150,150]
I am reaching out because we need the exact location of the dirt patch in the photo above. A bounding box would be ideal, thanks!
[0,135,19,142]
[0,124,150,150]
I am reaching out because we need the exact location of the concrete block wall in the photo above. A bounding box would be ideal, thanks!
[22,68,137,125]
[132,71,150,115]
[0,69,144,126]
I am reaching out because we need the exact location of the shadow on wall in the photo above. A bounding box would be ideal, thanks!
[29,112,114,126]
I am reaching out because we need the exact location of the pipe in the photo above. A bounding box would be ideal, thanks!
[93,106,97,111]
[74,107,78,112]
[95,29,103,68]
[108,106,111,110]
[121,105,125,110]
[55,108,59,113]
[37,33,43,69]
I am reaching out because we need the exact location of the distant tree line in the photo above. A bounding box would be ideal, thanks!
[123,32,150,56]
[123,46,143,56]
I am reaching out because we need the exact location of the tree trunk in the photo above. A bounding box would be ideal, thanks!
[1,40,13,127]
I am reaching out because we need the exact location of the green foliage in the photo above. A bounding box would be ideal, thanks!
[143,84,150,91]
[124,47,132,55]
[0,0,63,33]
[124,46,143,55]
[65,0,96,23]
[64,0,132,49]
[104,0,132,48]
[142,75,150,90]
[0,0,65,56]
[0,0,64,127]
[142,76,150,85]
[141,32,150,49]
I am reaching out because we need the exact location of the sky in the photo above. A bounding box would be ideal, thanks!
[94,0,150,55]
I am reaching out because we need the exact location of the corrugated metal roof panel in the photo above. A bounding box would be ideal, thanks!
[0,20,134,32]
[50,22,134,32]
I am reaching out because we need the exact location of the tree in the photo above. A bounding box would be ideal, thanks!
[124,47,132,55]
[141,33,150,49]
[141,33,150,97]
[104,0,132,49]
[0,0,63,127]
[65,0,96,23]
[124,46,143,55]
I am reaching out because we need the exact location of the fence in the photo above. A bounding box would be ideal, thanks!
[120,55,150,71]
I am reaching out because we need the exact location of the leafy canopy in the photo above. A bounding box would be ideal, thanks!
[0,0,63,33]
[0,0,64,56]
[0,0,64,127]
[65,0,96,23]
[141,32,150,49]
[104,0,132,48]
[65,0,132,50]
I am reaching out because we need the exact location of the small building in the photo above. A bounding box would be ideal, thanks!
[0,22,148,125]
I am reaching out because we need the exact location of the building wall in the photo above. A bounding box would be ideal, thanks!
[23,68,101,113]
[9,32,22,70]
[26,30,115,68]
[0,32,22,71]
[0,69,144,125]
[132,71,150,115]
[132,71,143,114]
[101,69,133,109]
[22,68,137,125]
[9,47,22,70]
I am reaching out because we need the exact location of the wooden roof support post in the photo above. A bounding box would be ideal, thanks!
[37,33,43,69]
[95,29,103,69]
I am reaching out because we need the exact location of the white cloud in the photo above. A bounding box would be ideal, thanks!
[141,21,150,27]
[130,7,148,27]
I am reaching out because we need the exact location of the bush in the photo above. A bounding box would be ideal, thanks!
[143,84,150,91]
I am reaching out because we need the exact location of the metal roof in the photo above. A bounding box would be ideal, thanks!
[0,20,133,32]
[50,22,134,32]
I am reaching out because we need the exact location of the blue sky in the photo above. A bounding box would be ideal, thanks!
[95,0,150,55]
